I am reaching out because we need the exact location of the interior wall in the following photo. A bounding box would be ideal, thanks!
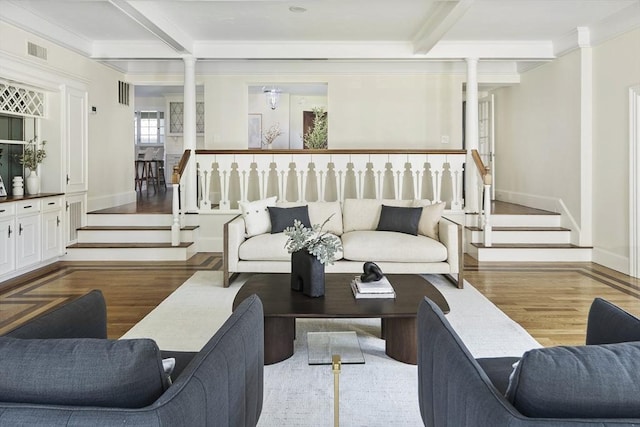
[592,28,640,272]
[492,50,583,225]
[0,22,133,210]
[203,74,463,149]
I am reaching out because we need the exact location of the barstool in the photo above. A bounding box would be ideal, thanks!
[145,160,159,193]
[157,160,166,189]
[135,160,147,192]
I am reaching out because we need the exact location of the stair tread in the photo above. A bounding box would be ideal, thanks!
[466,226,570,232]
[79,226,198,231]
[67,242,194,249]
[471,243,592,249]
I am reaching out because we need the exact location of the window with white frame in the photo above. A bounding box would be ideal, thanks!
[135,110,165,144]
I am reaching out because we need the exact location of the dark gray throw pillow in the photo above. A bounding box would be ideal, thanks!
[269,205,311,233]
[0,337,169,408]
[505,342,640,419]
[376,205,422,236]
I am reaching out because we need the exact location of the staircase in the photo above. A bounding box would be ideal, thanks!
[64,212,199,261]
[465,202,592,262]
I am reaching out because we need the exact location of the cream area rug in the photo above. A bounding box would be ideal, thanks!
[122,272,540,426]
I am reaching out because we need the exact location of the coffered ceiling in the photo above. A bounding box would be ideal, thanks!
[1,0,638,74]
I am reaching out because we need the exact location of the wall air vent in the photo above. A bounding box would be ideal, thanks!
[27,42,47,60]
[118,81,130,106]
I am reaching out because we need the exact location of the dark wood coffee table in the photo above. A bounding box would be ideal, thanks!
[232,273,450,365]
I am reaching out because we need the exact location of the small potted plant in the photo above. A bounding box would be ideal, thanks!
[284,215,342,297]
[262,123,283,149]
[19,137,46,195]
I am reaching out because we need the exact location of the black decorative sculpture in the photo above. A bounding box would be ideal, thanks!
[360,261,384,283]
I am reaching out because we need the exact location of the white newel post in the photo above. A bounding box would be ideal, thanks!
[171,182,180,246]
[183,56,198,212]
[465,57,480,213]
[483,184,492,247]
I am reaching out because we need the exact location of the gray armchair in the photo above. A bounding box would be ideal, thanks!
[417,297,640,426]
[0,290,264,426]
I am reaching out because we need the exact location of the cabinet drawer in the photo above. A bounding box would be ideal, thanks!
[0,203,16,218]
[16,200,41,215]
[42,197,63,212]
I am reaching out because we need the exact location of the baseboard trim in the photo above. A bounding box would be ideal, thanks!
[593,247,629,275]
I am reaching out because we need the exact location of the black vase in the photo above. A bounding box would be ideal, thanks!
[291,249,325,297]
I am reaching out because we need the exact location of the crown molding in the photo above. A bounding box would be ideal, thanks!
[0,2,92,57]
[427,40,555,59]
[590,2,640,46]
[0,50,89,90]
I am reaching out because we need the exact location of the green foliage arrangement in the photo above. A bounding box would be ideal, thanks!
[19,138,47,171]
[303,107,328,149]
[284,215,342,265]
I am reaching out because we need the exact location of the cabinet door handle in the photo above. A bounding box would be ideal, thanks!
[7,225,11,238]
[56,216,61,227]
[24,205,32,209]
[18,223,23,235]
[48,202,55,206]
[0,209,5,213]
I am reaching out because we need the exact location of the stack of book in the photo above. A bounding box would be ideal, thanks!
[350,275,396,299]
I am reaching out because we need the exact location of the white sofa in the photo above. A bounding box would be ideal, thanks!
[223,198,463,288]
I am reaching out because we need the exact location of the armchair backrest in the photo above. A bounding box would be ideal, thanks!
[4,289,107,339]
[586,297,640,345]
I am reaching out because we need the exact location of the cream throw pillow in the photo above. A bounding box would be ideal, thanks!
[239,196,277,237]
[412,200,445,240]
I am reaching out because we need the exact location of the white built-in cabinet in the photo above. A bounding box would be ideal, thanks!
[0,195,64,280]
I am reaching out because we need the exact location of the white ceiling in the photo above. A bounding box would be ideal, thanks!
[1,0,638,74]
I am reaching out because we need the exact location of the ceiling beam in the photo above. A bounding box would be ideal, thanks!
[412,0,475,55]
[108,0,192,54]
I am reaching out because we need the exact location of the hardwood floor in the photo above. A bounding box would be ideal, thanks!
[2,196,639,347]
[2,254,639,346]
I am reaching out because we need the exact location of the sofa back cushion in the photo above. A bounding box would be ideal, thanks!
[277,201,343,235]
[343,199,412,232]
[0,337,169,408]
[505,342,640,418]
[412,200,446,240]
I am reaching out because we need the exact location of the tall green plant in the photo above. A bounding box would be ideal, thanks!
[303,107,328,149]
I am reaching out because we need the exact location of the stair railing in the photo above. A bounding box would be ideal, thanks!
[472,149,492,247]
[171,149,191,246]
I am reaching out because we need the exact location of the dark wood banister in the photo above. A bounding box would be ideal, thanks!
[195,148,466,155]
[172,149,192,185]
[471,149,492,185]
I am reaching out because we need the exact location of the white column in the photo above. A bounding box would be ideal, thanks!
[465,57,479,212]
[183,55,198,212]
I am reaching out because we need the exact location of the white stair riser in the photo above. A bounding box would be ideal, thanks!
[489,215,561,227]
[87,214,198,227]
[466,229,570,245]
[470,247,591,262]
[62,246,196,261]
[77,229,196,244]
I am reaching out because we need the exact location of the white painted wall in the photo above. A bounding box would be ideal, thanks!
[592,28,640,272]
[0,22,134,211]
[202,74,463,149]
[492,50,583,226]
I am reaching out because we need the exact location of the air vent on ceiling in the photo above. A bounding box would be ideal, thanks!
[27,42,47,60]
[118,81,130,106]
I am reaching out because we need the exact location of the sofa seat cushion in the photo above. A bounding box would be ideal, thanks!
[341,231,447,262]
[239,232,344,261]
[0,337,169,408]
